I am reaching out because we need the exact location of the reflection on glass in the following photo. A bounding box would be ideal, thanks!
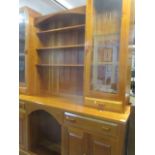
[19,12,26,84]
[91,0,122,93]
[19,55,25,83]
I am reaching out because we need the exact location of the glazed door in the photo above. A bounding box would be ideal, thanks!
[85,0,132,101]
[19,10,27,87]
[85,0,123,99]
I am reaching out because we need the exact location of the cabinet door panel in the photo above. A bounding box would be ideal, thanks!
[85,0,132,113]
[62,127,86,155]
[68,127,85,155]
[19,11,26,85]
[93,140,111,155]
[85,0,123,98]
[91,136,116,155]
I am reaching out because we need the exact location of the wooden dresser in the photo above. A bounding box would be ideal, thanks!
[19,0,133,154]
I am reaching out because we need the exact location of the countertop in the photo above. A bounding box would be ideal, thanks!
[19,94,130,124]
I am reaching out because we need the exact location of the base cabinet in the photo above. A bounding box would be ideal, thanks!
[19,101,127,155]
[62,126,116,155]
[62,112,119,155]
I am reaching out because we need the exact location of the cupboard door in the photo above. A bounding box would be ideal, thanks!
[19,7,41,94]
[85,0,132,112]
[90,135,116,155]
[85,0,123,97]
[68,127,85,155]
[19,11,27,86]
[89,0,123,95]
[19,109,27,149]
[63,127,86,155]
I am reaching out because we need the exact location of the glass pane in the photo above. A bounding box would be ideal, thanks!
[91,0,122,93]
[19,55,25,83]
[19,12,26,84]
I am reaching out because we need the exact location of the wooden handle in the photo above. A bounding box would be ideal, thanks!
[101,126,110,131]
[65,116,76,123]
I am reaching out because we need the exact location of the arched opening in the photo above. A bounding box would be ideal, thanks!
[29,110,61,155]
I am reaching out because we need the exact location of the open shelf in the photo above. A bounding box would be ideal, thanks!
[31,146,60,155]
[35,9,85,98]
[37,24,85,35]
[31,140,60,155]
[35,9,85,27]
[30,148,51,155]
[36,64,84,67]
[37,44,84,51]
[39,139,60,154]
[29,110,61,155]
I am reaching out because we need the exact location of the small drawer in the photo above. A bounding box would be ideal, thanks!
[64,112,118,137]
[19,101,25,109]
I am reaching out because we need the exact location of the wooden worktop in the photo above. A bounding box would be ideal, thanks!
[19,95,130,124]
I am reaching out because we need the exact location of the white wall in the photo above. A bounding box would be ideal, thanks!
[19,0,86,15]
[19,0,65,15]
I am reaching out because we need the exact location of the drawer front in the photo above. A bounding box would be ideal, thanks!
[85,97,123,113]
[64,112,118,137]
[19,101,26,110]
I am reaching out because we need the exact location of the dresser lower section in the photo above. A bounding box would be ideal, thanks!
[19,99,129,155]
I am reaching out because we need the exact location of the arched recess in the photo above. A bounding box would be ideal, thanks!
[26,102,64,125]
[28,110,61,155]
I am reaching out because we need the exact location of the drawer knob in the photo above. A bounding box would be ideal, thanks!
[65,116,76,123]
[101,126,110,131]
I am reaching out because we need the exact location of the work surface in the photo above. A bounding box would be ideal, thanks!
[20,95,130,124]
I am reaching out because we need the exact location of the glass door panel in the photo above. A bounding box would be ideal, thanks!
[91,0,122,94]
[19,12,26,85]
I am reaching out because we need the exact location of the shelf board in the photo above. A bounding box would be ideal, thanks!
[37,44,84,51]
[32,146,60,155]
[37,24,85,35]
[39,140,61,154]
[36,64,84,67]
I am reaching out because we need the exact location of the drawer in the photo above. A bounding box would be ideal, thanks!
[19,101,26,109]
[64,112,119,137]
